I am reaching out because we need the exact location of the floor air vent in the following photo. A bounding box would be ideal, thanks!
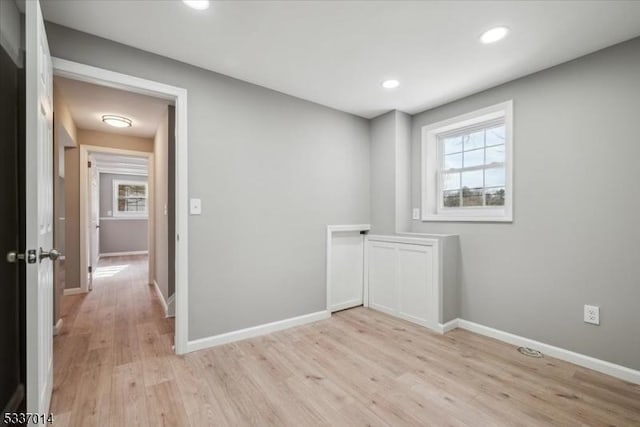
[517,347,543,358]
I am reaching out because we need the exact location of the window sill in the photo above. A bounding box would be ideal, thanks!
[420,214,512,223]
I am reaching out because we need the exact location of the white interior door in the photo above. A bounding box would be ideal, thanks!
[328,231,364,312]
[88,156,100,287]
[25,0,55,414]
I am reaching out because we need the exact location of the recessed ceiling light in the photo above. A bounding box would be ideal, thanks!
[183,0,210,10]
[480,26,509,44]
[381,79,400,89]
[102,115,132,128]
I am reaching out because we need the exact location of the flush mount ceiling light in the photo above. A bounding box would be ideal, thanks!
[102,115,132,128]
[381,79,400,89]
[183,0,210,10]
[480,26,509,44]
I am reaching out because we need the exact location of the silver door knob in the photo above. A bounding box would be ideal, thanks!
[39,247,61,262]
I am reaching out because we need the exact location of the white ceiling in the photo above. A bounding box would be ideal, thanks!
[43,1,640,118]
[54,76,169,137]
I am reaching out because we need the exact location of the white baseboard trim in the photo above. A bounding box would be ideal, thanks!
[186,310,331,353]
[437,318,459,334]
[454,319,640,385]
[152,280,169,316]
[99,250,148,258]
[63,287,87,296]
[53,318,63,336]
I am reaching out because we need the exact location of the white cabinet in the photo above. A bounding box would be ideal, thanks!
[367,235,440,331]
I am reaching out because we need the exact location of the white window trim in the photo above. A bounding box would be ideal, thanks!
[112,179,148,218]
[421,100,513,222]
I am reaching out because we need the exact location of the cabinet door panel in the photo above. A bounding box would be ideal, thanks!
[397,244,433,325]
[329,231,364,312]
[368,243,397,315]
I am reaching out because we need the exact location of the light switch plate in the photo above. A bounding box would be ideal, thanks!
[190,198,202,215]
[412,208,420,220]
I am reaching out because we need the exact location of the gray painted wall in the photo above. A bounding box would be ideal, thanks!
[99,173,148,254]
[0,0,21,66]
[45,23,371,340]
[409,37,640,370]
[370,111,396,234]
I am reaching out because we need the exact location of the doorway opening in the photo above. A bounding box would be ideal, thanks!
[50,68,186,363]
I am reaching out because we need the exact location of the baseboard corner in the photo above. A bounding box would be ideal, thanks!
[438,318,459,334]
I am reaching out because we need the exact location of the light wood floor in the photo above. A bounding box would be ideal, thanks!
[51,256,640,426]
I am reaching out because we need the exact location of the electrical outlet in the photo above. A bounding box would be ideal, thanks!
[412,208,420,220]
[584,305,600,325]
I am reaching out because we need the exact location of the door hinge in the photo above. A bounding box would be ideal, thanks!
[88,266,92,273]
[88,161,92,168]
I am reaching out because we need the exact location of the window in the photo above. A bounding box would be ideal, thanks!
[113,179,148,217]
[421,101,513,222]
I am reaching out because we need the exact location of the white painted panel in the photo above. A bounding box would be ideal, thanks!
[368,243,397,315]
[26,0,54,414]
[329,231,364,312]
[397,244,433,325]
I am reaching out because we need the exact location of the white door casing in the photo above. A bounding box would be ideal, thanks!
[52,58,190,354]
[25,0,54,414]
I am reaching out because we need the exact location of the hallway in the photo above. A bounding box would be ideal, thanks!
[51,255,174,425]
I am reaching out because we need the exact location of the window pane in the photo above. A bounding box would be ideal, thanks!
[485,167,505,187]
[443,153,462,170]
[442,172,460,190]
[124,198,146,212]
[485,144,505,165]
[486,125,505,146]
[463,130,484,151]
[485,187,505,206]
[119,184,146,198]
[443,136,462,154]
[463,148,484,168]
[129,185,146,197]
[462,187,483,207]
[461,169,483,188]
[443,190,460,207]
